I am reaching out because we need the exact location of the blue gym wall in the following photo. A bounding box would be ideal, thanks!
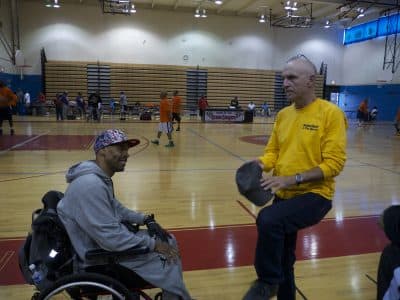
[0,72,42,101]
[337,84,400,121]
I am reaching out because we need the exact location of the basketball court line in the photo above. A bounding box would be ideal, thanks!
[187,128,246,162]
[0,131,50,155]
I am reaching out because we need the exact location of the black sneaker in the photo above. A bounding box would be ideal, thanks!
[151,140,159,145]
[10,129,14,135]
[242,280,278,300]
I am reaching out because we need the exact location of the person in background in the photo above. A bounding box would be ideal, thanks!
[109,98,115,115]
[261,101,270,117]
[357,98,369,126]
[198,95,209,121]
[248,101,256,115]
[88,91,101,121]
[24,91,31,115]
[230,96,239,109]
[172,90,182,131]
[16,89,24,115]
[370,106,378,122]
[76,92,85,119]
[242,55,347,300]
[60,91,69,120]
[0,80,17,135]
[151,91,174,147]
[54,93,64,121]
[119,91,128,120]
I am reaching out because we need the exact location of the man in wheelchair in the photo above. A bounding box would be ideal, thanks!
[21,129,192,300]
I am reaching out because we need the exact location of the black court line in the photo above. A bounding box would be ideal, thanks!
[0,136,149,183]
[365,273,377,285]
[348,158,400,176]
[296,286,308,300]
[187,128,246,162]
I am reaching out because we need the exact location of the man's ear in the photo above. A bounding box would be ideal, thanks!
[308,74,316,87]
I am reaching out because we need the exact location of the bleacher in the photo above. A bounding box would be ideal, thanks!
[44,61,325,119]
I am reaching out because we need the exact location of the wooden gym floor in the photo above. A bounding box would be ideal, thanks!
[0,115,399,299]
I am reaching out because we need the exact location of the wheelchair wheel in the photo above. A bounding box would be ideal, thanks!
[38,273,136,300]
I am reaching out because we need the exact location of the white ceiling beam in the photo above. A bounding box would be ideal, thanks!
[174,0,179,10]
[152,0,156,9]
[217,0,234,13]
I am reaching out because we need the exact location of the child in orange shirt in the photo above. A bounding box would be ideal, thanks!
[172,90,182,131]
[151,91,174,147]
[0,80,17,135]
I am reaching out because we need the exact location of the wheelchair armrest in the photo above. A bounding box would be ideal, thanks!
[85,245,149,260]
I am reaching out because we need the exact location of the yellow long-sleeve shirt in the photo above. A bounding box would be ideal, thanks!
[259,98,347,200]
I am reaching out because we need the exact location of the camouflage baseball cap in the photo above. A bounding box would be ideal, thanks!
[94,129,140,153]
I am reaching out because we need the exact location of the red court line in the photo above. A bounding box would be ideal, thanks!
[0,215,388,286]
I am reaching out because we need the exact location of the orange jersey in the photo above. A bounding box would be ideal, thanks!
[172,96,182,113]
[0,86,17,107]
[159,97,171,122]
[358,101,368,113]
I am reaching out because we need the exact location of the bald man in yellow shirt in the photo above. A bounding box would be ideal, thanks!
[243,55,347,300]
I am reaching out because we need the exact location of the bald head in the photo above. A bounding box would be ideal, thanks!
[286,55,317,76]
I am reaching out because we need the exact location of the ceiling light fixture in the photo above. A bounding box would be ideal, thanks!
[130,4,136,13]
[259,14,266,23]
[201,9,207,18]
[324,20,330,28]
[194,9,200,18]
[284,1,297,11]
[215,0,223,4]
[45,0,60,8]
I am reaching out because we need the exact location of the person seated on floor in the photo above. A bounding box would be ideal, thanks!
[377,205,400,300]
[370,106,378,121]
[57,129,192,300]
[230,96,240,109]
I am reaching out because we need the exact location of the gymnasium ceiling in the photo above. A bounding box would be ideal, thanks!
[42,0,400,28]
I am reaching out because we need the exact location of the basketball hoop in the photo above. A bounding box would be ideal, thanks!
[15,49,31,79]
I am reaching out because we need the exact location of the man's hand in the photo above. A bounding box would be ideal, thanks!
[144,214,171,243]
[154,239,180,264]
[260,175,296,194]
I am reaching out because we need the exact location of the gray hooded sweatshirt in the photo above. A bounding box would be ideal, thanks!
[57,161,192,300]
[57,160,155,261]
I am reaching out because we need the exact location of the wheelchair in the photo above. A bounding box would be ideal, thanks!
[18,190,162,300]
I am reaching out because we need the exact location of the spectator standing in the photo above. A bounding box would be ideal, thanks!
[198,95,209,121]
[76,92,85,119]
[54,93,64,121]
[357,98,369,126]
[151,91,174,147]
[248,101,256,115]
[119,91,128,120]
[172,90,182,131]
[261,101,270,117]
[24,91,31,115]
[0,80,17,135]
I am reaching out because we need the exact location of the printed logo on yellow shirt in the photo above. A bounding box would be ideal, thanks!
[302,124,319,131]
